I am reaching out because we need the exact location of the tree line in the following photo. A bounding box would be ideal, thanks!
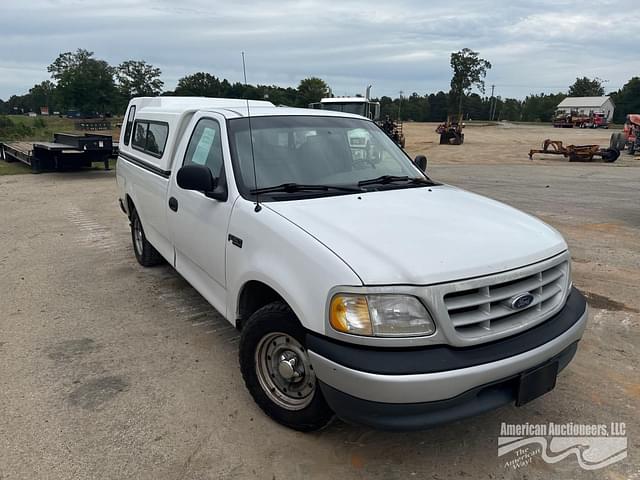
[381,75,640,124]
[0,49,331,118]
[0,48,638,124]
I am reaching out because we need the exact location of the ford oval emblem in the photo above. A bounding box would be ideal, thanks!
[509,293,535,310]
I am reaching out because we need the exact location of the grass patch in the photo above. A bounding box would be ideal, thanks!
[0,115,122,142]
[0,160,32,175]
[93,158,117,170]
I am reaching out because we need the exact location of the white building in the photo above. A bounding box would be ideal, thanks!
[556,96,615,121]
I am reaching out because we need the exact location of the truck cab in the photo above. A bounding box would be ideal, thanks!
[117,97,588,431]
[309,96,381,121]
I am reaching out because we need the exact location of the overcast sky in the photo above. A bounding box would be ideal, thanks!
[1,0,637,101]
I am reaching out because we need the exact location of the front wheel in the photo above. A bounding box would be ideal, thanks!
[239,301,334,431]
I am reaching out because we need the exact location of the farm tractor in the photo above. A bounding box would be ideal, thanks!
[309,86,405,148]
[436,114,465,145]
[610,114,640,155]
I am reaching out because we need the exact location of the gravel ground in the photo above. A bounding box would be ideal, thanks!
[0,124,639,479]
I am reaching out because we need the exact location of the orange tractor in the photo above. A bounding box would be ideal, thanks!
[436,114,465,145]
[610,114,640,155]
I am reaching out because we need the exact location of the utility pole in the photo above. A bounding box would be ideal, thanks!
[489,84,496,121]
[398,90,404,121]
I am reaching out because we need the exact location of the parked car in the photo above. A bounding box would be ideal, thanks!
[116,97,588,431]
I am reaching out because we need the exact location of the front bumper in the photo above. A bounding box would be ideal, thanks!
[307,287,588,430]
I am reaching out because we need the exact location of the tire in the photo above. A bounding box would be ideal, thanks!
[130,208,163,267]
[609,133,618,149]
[602,148,619,163]
[239,301,334,431]
[617,134,627,151]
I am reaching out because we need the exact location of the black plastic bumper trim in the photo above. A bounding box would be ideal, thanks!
[307,287,586,375]
[319,341,578,431]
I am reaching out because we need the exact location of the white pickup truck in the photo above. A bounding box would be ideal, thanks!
[116,97,588,431]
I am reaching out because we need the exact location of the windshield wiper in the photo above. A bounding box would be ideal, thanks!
[250,183,363,195]
[358,175,431,187]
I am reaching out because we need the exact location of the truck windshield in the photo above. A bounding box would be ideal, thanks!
[227,115,427,199]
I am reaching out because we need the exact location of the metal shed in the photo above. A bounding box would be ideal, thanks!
[556,96,615,121]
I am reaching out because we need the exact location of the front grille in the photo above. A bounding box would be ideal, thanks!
[442,258,569,340]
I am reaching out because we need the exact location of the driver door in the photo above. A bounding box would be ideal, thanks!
[167,112,233,316]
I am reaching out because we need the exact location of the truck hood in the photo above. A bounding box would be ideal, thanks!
[266,185,567,285]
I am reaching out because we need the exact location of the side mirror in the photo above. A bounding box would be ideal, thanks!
[414,155,427,172]
[176,164,227,201]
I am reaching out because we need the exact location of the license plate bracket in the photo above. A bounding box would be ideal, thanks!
[516,361,559,406]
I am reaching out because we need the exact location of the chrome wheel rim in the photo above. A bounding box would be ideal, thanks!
[255,332,315,410]
[133,217,144,255]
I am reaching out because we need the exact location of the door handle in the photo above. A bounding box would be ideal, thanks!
[168,197,178,212]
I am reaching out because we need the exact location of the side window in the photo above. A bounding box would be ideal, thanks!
[131,120,169,158]
[146,123,168,155]
[123,105,136,146]
[132,122,148,149]
[184,119,224,176]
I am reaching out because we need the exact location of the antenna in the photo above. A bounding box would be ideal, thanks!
[242,51,261,212]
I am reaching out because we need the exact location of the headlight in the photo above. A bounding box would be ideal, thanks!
[330,294,435,337]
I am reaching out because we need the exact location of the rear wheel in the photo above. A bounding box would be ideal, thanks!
[617,134,627,151]
[239,301,334,431]
[130,208,163,267]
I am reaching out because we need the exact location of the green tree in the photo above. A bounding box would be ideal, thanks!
[263,86,298,106]
[521,92,566,122]
[611,77,640,122]
[568,77,605,97]
[7,94,31,114]
[296,77,331,106]
[174,72,225,97]
[28,80,57,112]
[499,98,523,121]
[47,49,116,114]
[116,60,163,98]
[428,91,449,121]
[449,48,491,115]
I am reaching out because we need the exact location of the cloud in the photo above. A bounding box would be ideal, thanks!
[0,0,637,101]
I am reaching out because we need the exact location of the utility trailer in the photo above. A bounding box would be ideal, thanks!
[0,133,114,173]
[528,139,620,162]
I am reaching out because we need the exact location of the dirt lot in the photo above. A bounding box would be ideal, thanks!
[404,121,636,167]
[0,123,639,479]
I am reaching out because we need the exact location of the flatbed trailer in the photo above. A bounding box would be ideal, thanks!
[0,134,114,173]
